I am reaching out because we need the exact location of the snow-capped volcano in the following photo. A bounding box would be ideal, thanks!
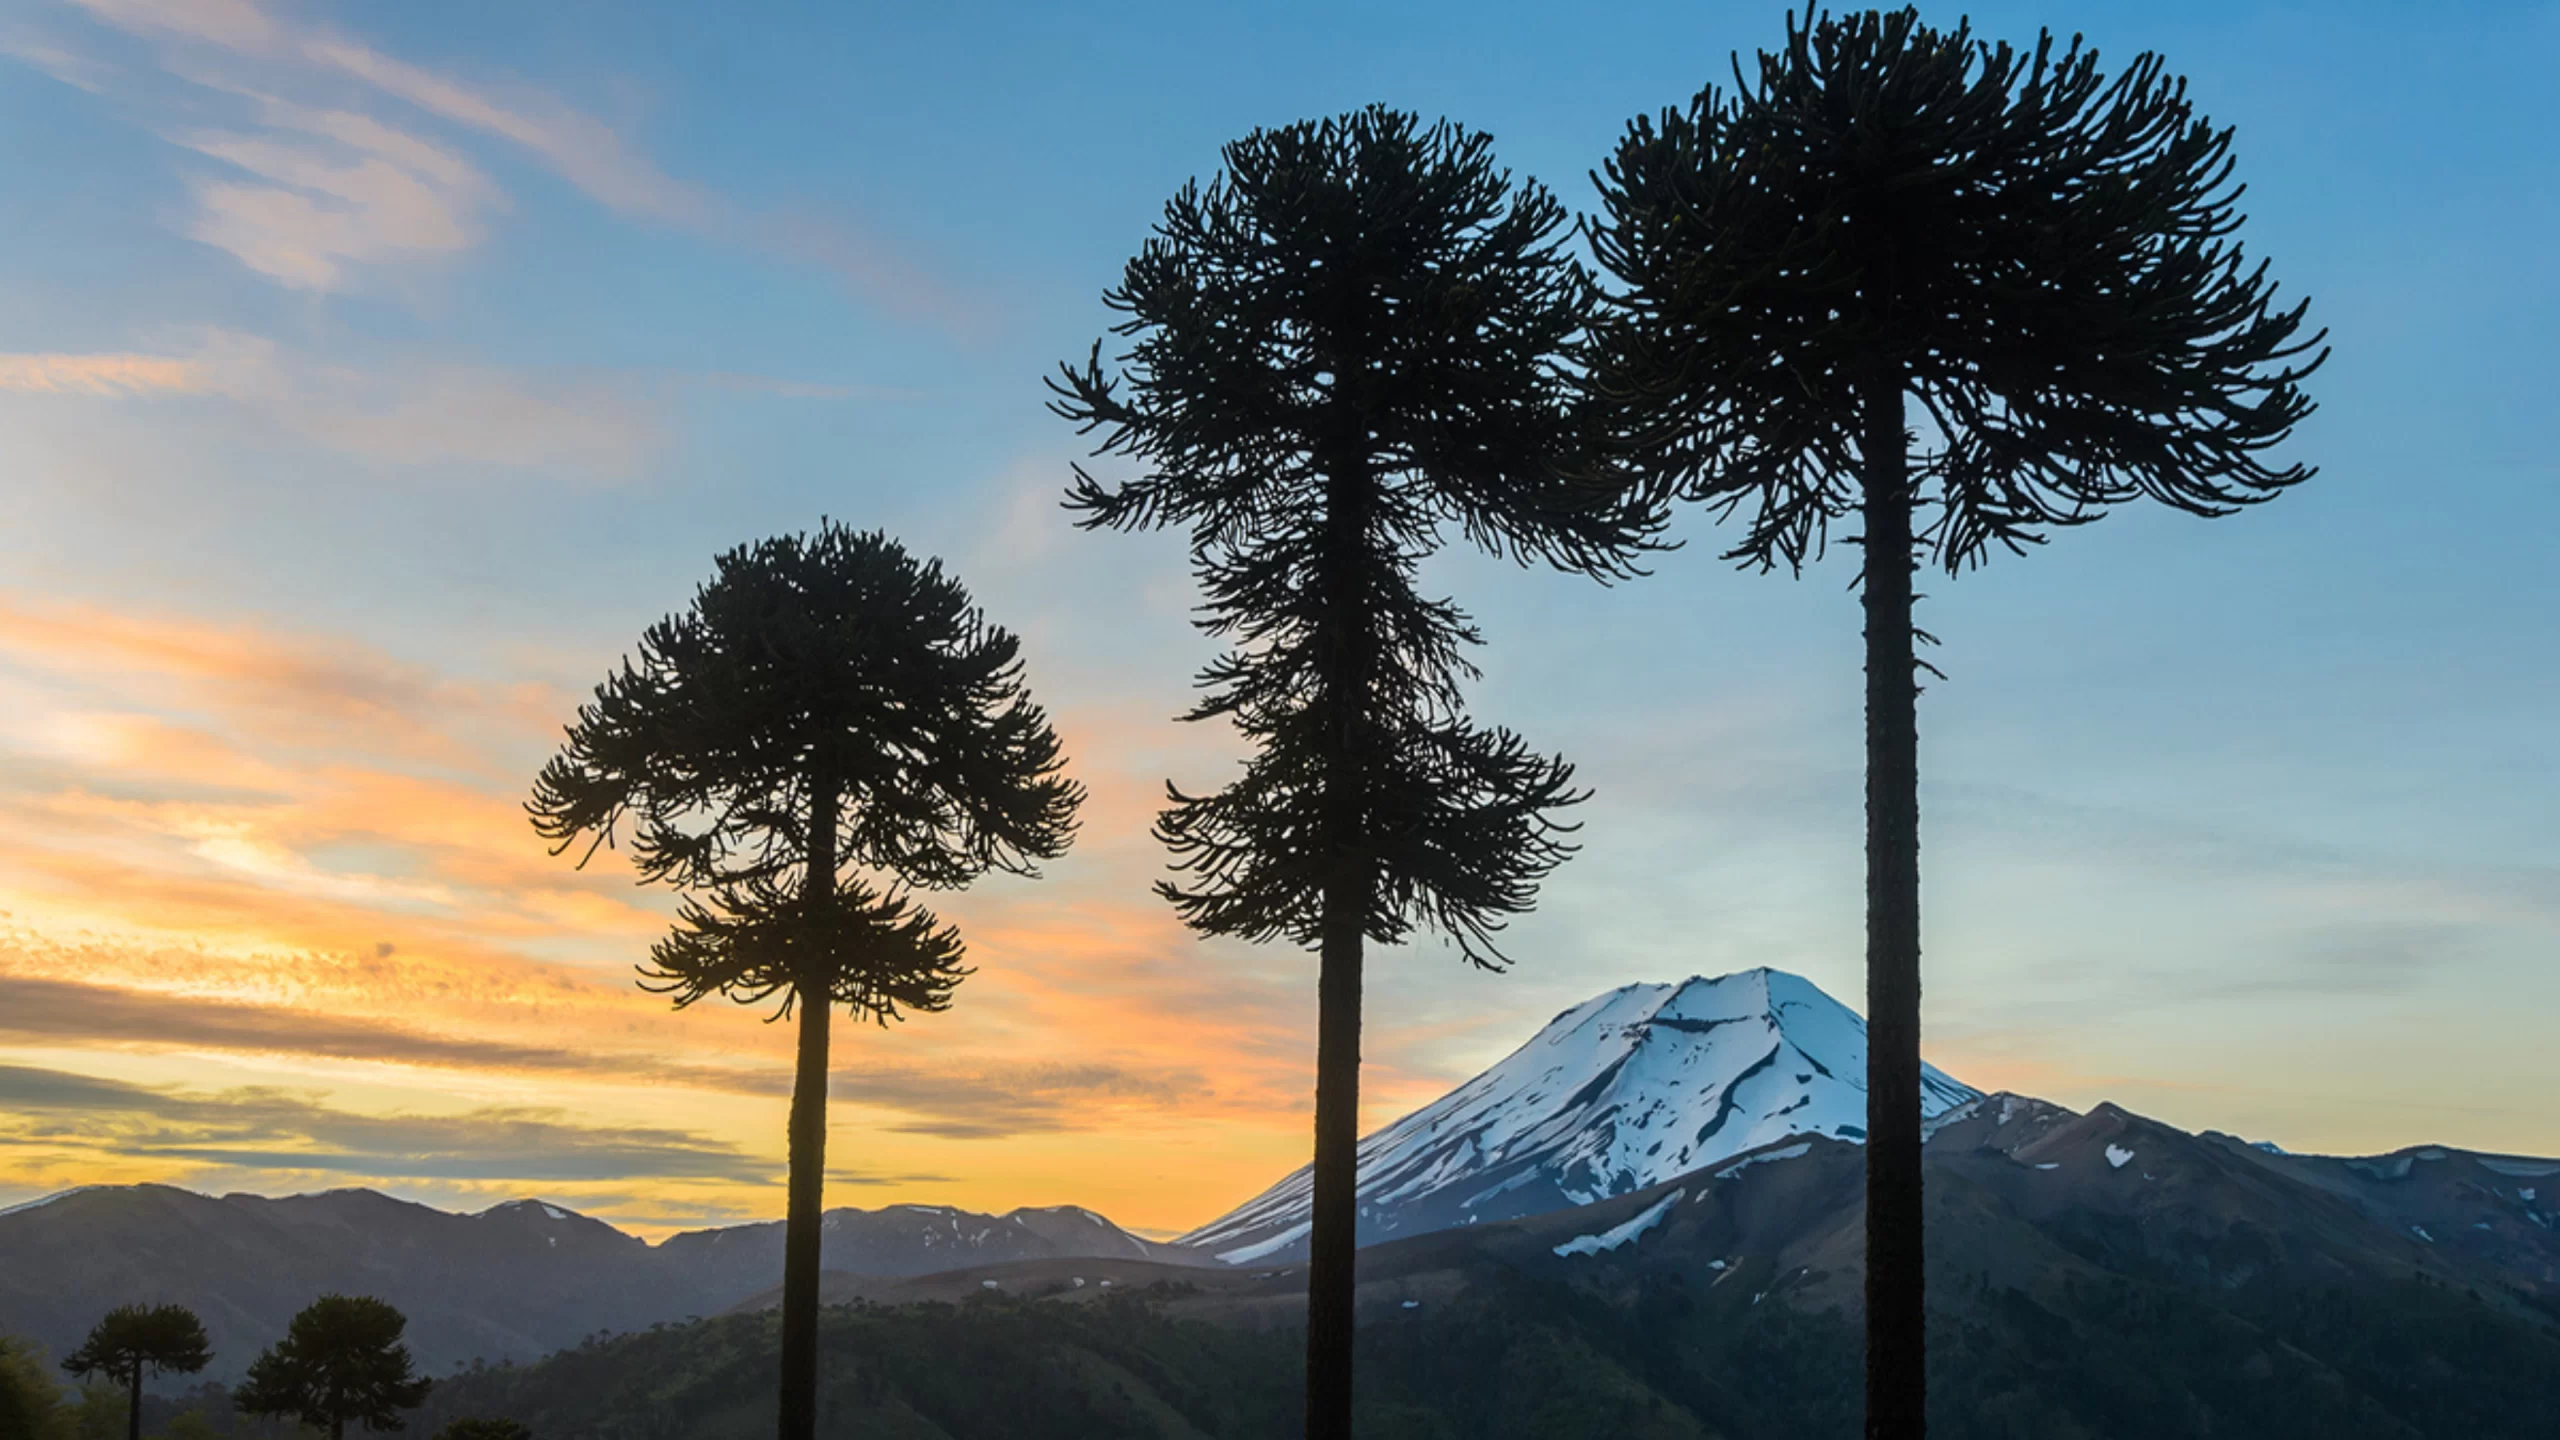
[1181,967,1977,1263]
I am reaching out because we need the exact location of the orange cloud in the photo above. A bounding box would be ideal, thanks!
[0,590,1383,1233]
[0,589,560,769]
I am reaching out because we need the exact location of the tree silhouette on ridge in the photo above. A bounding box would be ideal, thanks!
[234,1295,428,1440]
[62,1304,210,1440]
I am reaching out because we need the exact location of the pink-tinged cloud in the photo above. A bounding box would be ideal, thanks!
[301,38,703,223]
[67,0,279,52]
[170,97,497,289]
[1,34,117,93]
[753,211,994,338]
[55,0,984,329]
[0,351,210,395]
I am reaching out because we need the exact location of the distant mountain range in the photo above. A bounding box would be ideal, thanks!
[6,966,2554,1421]
[0,1186,1199,1383]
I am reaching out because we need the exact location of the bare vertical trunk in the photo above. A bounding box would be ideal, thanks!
[777,984,832,1439]
[125,1366,142,1440]
[1861,369,1926,1440]
[778,775,839,1440]
[1302,870,1365,1440]
[1301,386,1373,1440]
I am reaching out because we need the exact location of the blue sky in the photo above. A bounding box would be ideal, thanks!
[0,0,2552,1232]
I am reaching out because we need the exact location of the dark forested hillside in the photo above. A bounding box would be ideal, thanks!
[411,1257,2560,1440]
[411,1109,2560,1440]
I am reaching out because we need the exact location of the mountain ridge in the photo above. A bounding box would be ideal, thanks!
[0,1184,1194,1384]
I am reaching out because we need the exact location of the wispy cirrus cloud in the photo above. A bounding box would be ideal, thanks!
[170,94,499,289]
[34,0,982,327]
[301,35,701,223]
[0,29,115,91]
[58,0,669,290]
[67,0,278,52]
[0,331,658,474]
[0,350,213,396]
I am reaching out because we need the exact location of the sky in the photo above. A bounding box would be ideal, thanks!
[1,0,2554,1241]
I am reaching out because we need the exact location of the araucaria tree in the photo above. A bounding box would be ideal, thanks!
[62,1303,211,1440]
[234,1295,429,1440]
[529,523,1081,1440]
[1050,105,1654,1440]
[1585,9,2324,1435]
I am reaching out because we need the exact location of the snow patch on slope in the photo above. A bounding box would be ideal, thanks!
[0,1187,102,1218]
[1214,1222,1311,1266]
[1554,1189,1684,1259]
[1715,1143,1812,1180]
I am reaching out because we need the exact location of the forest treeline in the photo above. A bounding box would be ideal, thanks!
[22,1257,2539,1440]
[0,1299,516,1440]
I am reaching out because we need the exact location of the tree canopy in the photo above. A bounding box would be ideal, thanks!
[1052,104,1656,967]
[1586,5,2327,574]
[234,1295,430,1440]
[529,521,1082,1022]
[62,1305,210,1440]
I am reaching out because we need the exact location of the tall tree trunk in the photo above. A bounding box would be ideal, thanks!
[125,1366,141,1440]
[778,776,839,1440]
[1302,872,1365,1440]
[1303,397,1373,1440]
[1861,369,1925,1439]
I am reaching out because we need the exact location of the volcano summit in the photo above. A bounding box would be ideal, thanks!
[1182,967,1978,1263]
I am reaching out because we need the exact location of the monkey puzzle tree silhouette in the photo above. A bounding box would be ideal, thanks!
[1050,105,1656,1440]
[61,1304,210,1440]
[528,522,1080,1440]
[1585,9,2325,1436]
[234,1295,428,1440]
